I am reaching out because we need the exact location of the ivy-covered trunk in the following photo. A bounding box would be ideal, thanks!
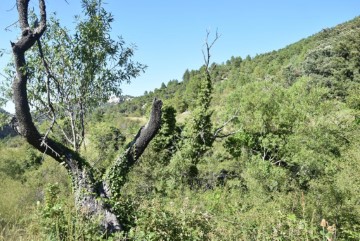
[68,162,122,233]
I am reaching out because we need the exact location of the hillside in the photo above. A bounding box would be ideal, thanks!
[113,16,360,117]
[0,108,17,139]
[1,16,360,240]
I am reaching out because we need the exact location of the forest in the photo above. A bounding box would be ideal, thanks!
[0,0,360,240]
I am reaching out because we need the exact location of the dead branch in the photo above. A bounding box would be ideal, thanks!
[202,29,221,69]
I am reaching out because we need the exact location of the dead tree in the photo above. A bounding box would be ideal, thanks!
[11,0,162,234]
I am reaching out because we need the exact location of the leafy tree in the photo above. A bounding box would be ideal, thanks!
[12,2,145,151]
[5,0,162,235]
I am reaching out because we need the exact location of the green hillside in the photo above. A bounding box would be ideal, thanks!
[1,16,360,240]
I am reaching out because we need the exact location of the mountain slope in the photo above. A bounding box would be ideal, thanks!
[112,16,360,119]
[99,16,360,240]
[1,16,360,240]
[0,108,17,139]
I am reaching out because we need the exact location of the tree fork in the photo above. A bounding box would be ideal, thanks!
[11,0,162,235]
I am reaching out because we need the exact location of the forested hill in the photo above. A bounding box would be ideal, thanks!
[86,16,360,239]
[1,15,360,240]
[114,16,360,117]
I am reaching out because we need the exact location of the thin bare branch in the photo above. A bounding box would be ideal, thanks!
[202,29,221,69]
[40,135,60,157]
[40,110,56,148]
[36,40,55,109]
[56,122,74,145]
[7,3,17,12]
[213,111,239,138]
[5,20,19,32]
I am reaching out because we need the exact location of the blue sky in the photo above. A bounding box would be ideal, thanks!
[0,0,359,113]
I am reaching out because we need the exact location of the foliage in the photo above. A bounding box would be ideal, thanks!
[2,0,145,151]
[127,198,212,241]
[151,105,179,165]
[0,110,7,128]
[117,17,360,240]
[2,11,360,241]
[88,122,126,172]
[34,183,108,240]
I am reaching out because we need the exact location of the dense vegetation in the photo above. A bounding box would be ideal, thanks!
[1,5,360,240]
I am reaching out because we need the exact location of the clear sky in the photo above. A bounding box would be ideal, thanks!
[0,0,359,113]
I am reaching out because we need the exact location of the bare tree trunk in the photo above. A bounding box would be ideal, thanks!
[11,0,162,235]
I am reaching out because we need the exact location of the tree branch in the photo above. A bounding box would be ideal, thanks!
[17,0,30,30]
[133,98,163,158]
[5,20,19,32]
[105,98,162,198]
[11,0,84,169]
[202,29,220,69]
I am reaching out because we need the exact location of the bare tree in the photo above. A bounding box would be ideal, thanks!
[11,0,162,234]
